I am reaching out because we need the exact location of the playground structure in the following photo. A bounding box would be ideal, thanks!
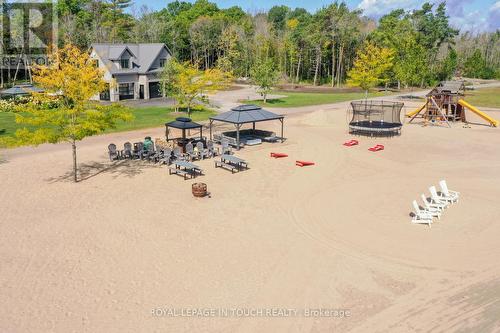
[349,100,404,136]
[406,81,498,127]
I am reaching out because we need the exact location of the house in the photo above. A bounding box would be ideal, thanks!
[90,43,172,102]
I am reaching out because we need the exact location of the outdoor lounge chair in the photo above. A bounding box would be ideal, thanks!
[196,141,209,160]
[439,180,459,203]
[121,142,133,159]
[412,200,434,228]
[421,194,446,212]
[141,144,155,160]
[148,147,164,163]
[207,140,217,157]
[419,195,442,220]
[108,144,120,161]
[173,147,186,161]
[132,142,143,159]
[159,148,173,165]
[184,142,198,161]
[429,186,452,207]
[220,139,232,155]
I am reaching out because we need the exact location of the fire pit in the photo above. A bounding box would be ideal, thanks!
[192,183,207,197]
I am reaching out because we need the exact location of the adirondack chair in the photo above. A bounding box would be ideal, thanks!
[141,142,155,160]
[173,147,185,161]
[184,142,197,161]
[220,139,232,155]
[108,144,120,161]
[438,180,459,203]
[160,147,173,165]
[196,141,209,160]
[207,140,217,157]
[122,142,132,159]
[132,142,143,159]
[411,200,434,228]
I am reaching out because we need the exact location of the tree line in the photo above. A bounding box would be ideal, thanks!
[57,0,500,87]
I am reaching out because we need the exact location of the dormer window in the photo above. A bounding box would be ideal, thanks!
[120,59,129,69]
[159,58,167,67]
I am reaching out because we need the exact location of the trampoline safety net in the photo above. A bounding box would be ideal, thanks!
[349,100,404,136]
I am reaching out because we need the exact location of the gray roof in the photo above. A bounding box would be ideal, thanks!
[91,43,170,75]
[428,81,465,95]
[166,117,203,130]
[210,105,284,124]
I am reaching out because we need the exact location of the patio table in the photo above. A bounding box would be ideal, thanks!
[221,154,248,171]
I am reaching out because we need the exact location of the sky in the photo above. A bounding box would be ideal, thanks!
[131,0,500,32]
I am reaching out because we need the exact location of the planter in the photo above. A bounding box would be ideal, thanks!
[192,183,207,197]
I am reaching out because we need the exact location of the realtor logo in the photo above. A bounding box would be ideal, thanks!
[1,0,57,55]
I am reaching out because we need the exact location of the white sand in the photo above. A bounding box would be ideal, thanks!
[1,98,500,332]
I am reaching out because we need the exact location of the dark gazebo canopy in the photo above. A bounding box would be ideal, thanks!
[165,117,203,143]
[210,104,284,124]
[209,104,285,149]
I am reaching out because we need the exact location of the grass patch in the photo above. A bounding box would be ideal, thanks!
[106,106,215,133]
[0,106,216,139]
[463,88,500,108]
[246,90,394,108]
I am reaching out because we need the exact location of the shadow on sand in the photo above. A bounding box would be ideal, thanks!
[46,159,158,183]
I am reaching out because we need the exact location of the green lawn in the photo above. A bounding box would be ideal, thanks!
[0,106,216,138]
[246,90,394,108]
[463,88,500,109]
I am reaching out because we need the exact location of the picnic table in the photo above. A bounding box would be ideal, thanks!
[169,160,203,180]
[215,154,248,173]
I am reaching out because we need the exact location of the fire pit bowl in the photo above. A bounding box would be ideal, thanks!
[192,183,207,197]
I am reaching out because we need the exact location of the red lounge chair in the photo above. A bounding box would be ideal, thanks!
[296,160,315,167]
[270,152,288,158]
[343,139,359,147]
[368,144,384,152]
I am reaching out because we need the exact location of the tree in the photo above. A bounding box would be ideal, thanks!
[347,41,394,97]
[436,48,457,81]
[462,49,497,79]
[250,59,279,103]
[393,37,428,88]
[161,59,231,115]
[106,0,135,42]
[5,45,132,182]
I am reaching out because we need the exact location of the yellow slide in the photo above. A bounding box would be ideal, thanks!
[458,99,498,127]
[406,103,426,118]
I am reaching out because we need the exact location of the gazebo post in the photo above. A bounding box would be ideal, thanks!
[166,126,169,141]
[236,124,241,150]
[252,122,255,132]
[209,119,213,140]
[280,118,284,142]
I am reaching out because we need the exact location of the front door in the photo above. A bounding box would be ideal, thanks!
[139,85,144,99]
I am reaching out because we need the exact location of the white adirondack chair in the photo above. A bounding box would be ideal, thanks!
[439,180,459,203]
[421,194,446,212]
[419,195,442,219]
[429,186,451,207]
[412,200,434,227]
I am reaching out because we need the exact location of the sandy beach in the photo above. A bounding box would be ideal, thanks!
[1,93,500,332]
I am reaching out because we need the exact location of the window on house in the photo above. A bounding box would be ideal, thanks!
[118,83,134,100]
[159,58,167,67]
[120,59,129,69]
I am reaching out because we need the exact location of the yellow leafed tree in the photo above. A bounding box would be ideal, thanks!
[347,41,395,98]
[8,44,132,182]
[161,59,232,116]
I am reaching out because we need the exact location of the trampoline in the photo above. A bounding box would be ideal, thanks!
[348,100,404,136]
